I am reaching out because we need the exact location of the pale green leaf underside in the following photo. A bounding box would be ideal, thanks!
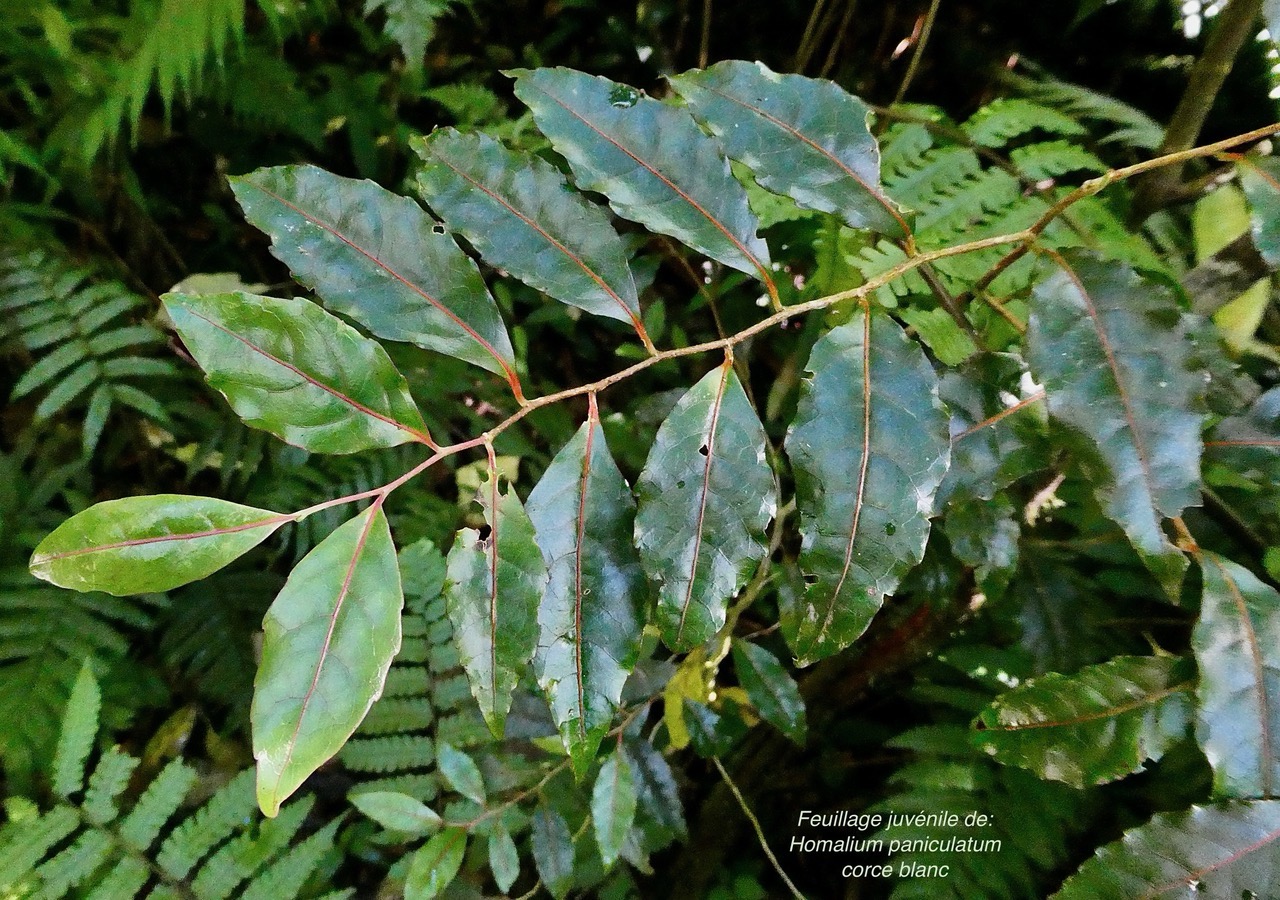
[415,128,646,337]
[1196,552,1280,800]
[635,363,776,652]
[670,59,907,237]
[165,291,429,454]
[349,791,441,835]
[30,495,286,596]
[510,67,772,284]
[974,655,1192,788]
[527,417,647,776]
[1052,801,1280,899]
[231,165,516,381]
[783,306,950,666]
[1027,252,1201,594]
[253,505,403,816]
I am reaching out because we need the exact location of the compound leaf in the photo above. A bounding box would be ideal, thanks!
[231,165,518,390]
[164,291,430,454]
[1052,801,1280,899]
[1196,552,1280,799]
[414,128,649,344]
[253,505,402,816]
[444,462,547,737]
[669,59,907,237]
[974,656,1193,788]
[783,305,950,665]
[527,404,647,777]
[635,361,776,652]
[1027,252,1201,594]
[31,496,287,596]
[510,67,774,289]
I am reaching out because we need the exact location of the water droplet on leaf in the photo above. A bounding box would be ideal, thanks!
[609,85,640,108]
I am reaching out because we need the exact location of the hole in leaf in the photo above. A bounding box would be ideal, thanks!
[432,223,446,234]
[476,523,492,542]
[698,444,709,457]
[676,480,686,489]
[885,523,896,536]
[803,574,819,585]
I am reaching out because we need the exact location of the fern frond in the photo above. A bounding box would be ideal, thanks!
[0,567,164,792]
[872,653,1096,899]
[0,702,342,899]
[159,569,280,721]
[1010,140,1107,181]
[963,98,1086,148]
[57,0,247,160]
[1,248,180,454]
[1005,68,1164,150]
[51,662,100,800]
[362,0,462,70]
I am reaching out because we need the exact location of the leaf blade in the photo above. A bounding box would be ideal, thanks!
[444,460,547,737]
[414,128,649,343]
[349,791,441,835]
[406,827,466,900]
[1196,552,1280,799]
[1052,801,1280,899]
[510,67,774,292]
[783,306,950,665]
[527,403,647,776]
[1027,252,1202,593]
[31,495,286,596]
[592,750,637,869]
[252,505,403,816]
[164,291,430,454]
[669,60,907,237]
[231,165,518,388]
[974,656,1193,788]
[635,362,776,652]
[731,640,807,745]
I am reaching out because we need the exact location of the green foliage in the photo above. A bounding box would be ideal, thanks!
[10,28,1280,897]
[1053,801,1280,899]
[526,407,647,777]
[974,655,1194,788]
[253,505,402,816]
[1026,253,1203,594]
[784,305,949,664]
[635,362,775,652]
[443,458,546,737]
[1,249,178,455]
[0,668,344,899]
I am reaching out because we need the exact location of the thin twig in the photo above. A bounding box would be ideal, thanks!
[957,121,1280,308]
[262,127,1280,536]
[894,0,942,104]
[795,0,831,71]
[699,0,713,68]
[819,0,858,79]
[712,756,807,900]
